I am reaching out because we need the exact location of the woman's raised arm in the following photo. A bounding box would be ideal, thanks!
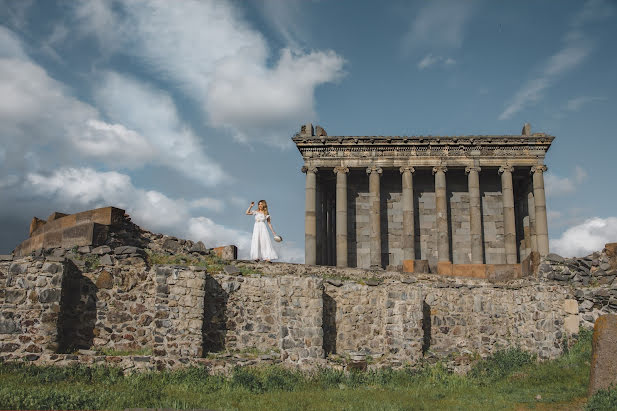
[245,201,254,215]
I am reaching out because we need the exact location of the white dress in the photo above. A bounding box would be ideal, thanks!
[250,212,278,260]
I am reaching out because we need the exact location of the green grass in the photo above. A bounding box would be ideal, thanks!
[0,329,596,410]
[145,250,231,273]
[94,346,153,357]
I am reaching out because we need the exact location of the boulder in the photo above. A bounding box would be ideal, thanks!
[545,253,565,263]
[162,239,182,253]
[589,314,617,394]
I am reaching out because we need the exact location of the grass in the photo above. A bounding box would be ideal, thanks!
[145,250,229,273]
[94,347,153,357]
[0,328,608,410]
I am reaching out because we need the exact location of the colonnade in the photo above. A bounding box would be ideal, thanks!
[303,164,550,267]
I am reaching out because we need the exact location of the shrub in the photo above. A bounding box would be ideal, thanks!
[586,387,617,410]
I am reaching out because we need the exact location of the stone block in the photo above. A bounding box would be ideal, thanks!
[564,315,579,335]
[521,251,540,277]
[564,299,578,315]
[451,264,487,279]
[402,260,429,273]
[486,264,522,282]
[212,245,238,260]
[589,315,617,394]
[437,262,452,276]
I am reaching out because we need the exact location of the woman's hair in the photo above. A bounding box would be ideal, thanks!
[258,200,269,216]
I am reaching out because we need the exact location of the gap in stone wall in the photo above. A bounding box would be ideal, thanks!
[322,292,336,355]
[422,300,431,355]
[58,260,96,353]
[202,276,228,354]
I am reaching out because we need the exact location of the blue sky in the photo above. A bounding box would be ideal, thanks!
[1,0,616,260]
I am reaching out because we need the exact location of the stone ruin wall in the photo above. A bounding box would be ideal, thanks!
[2,249,602,371]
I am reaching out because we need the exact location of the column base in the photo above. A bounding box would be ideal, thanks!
[402,260,430,273]
[433,263,523,282]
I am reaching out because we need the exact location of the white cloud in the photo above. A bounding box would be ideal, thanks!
[75,120,156,168]
[72,0,346,147]
[402,0,476,53]
[0,27,226,185]
[544,166,587,197]
[499,0,614,120]
[94,71,227,185]
[417,54,456,70]
[551,217,617,257]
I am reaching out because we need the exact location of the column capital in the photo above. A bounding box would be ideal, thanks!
[530,165,548,174]
[465,166,481,174]
[399,166,415,174]
[333,166,349,175]
[432,165,447,175]
[366,166,383,175]
[301,165,318,174]
[499,165,514,174]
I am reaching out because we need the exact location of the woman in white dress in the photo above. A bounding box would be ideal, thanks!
[246,200,279,262]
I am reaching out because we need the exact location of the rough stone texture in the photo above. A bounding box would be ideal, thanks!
[424,282,569,359]
[324,282,424,364]
[481,172,506,264]
[14,207,124,257]
[0,257,65,355]
[154,266,205,357]
[3,211,616,374]
[204,274,324,363]
[589,315,617,394]
[212,245,238,260]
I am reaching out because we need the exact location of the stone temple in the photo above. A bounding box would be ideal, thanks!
[293,123,553,274]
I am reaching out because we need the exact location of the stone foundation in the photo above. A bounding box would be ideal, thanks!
[2,249,606,372]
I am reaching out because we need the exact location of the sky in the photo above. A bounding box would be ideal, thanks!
[0,0,616,260]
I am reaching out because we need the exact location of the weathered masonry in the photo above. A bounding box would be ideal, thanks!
[293,123,553,271]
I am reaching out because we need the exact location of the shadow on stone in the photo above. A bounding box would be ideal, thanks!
[323,292,337,355]
[58,260,97,352]
[202,275,229,354]
[422,300,431,355]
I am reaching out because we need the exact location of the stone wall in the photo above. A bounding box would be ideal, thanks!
[324,281,424,364]
[348,172,370,268]
[5,246,617,371]
[422,283,570,359]
[154,265,205,357]
[0,258,65,358]
[481,171,506,264]
[415,170,438,268]
[204,274,323,363]
[448,172,471,264]
[380,170,403,268]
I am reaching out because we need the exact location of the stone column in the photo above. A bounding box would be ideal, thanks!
[527,191,538,253]
[400,167,415,261]
[367,166,383,268]
[499,165,517,264]
[302,166,318,265]
[531,165,549,256]
[433,165,449,263]
[334,167,349,267]
[465,166,484,264]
